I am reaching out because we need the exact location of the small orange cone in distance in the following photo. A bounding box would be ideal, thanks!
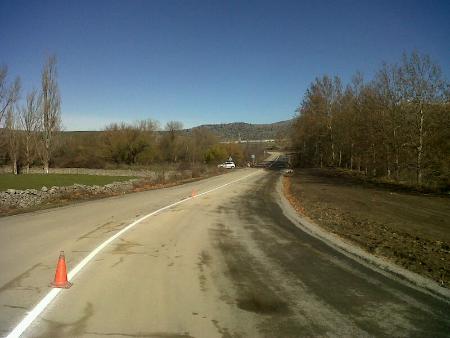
[50,251,72,289]
[191,189,198,198]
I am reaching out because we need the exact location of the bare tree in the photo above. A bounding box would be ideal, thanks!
[0,66,21,126]
[5,105,20,174]
[291,52,449,189]
[165,120,183,135]
[163,121,183,162]
[20,89,41,173]
[398,51,446,186]
[190,127,218,164]
[293,75,343,167]
[39,55,61,173]
[102,119,159,165]
[374,62,406,180]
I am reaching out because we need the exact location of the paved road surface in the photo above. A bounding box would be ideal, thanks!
[0,159,449,337]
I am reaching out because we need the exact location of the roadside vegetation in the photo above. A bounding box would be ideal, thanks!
[49,121,266,169]
[0,174,134,191]
[291,51,449,192]
[287,50,450,288]
[0,55,268,178]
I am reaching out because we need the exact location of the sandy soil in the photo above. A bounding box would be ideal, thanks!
[284,169,450,288]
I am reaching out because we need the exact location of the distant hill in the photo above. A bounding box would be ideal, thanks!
[189,120,293,141]
[61,119,293,141]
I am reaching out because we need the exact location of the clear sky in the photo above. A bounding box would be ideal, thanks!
[1,0,449,131]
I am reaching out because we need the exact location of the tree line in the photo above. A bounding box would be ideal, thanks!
[52,120,261,170]
[1,55,61,174]
[291,51,449,190]
[0,55,264,172]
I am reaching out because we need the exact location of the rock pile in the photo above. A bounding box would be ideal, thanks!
[0,179,139,209]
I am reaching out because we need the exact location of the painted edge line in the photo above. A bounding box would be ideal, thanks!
[5,170,260,338]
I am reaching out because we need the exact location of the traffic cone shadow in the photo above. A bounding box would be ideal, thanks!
[50,251,72,289]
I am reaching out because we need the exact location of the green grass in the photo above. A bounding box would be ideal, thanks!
[0,174,135,191]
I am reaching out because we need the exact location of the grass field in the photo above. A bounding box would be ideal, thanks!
[0,174,135,191]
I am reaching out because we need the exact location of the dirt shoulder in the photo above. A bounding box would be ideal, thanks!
[283,168,450,289]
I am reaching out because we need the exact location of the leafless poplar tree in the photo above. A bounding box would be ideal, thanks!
[374,62,406,180]
[39,55,61,174]
[5,105,20,174]
[20,89,41,173]
[0,66,21,126]
[292,51,449,189]
[398,51,446,186]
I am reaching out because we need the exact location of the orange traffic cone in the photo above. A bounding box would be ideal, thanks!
[50,251,72,288]
[191,189,197,198]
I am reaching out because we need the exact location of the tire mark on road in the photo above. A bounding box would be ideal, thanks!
[0,264,44,294]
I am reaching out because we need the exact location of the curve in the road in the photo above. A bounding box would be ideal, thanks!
[5,170,259,338]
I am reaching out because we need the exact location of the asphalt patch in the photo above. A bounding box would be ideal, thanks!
[236,293,288,314]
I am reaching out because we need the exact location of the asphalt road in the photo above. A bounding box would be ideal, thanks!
[1,158,449,337]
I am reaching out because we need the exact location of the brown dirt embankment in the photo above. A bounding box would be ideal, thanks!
[283,169,450,289]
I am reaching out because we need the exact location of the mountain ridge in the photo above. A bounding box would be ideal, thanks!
[63,119,293,141]
[188,119,292,141]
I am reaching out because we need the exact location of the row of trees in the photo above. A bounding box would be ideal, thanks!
[1,55,263,172]
[291,51,449,189]
[1,56,61,174]
[52,120,262,169]
[2,111,262,172]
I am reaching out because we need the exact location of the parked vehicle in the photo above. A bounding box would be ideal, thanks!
[282,168,294,176]
[217,161,236,169]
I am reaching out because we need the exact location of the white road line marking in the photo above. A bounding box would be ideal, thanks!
[5,170,260,338]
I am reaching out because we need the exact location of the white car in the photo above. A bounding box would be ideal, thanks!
[218,161,236,169]
[282,168,294,176]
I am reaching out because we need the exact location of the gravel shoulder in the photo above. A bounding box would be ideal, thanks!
[283,168,450,290]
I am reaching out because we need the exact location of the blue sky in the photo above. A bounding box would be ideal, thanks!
[1,0,449,131]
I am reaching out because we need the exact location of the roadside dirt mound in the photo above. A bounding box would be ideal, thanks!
[283,169,450,289]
